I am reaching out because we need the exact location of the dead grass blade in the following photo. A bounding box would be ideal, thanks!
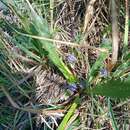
[111,0,119,64]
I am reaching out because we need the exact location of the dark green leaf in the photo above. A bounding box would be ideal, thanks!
[86,79,130,98]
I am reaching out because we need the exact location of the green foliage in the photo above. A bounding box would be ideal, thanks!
[87,36,130,99]
[57,97,80,130]
[86,78,130,98]
[89,52,108,82]
[2,0,77,83]
[113,61,130,77]
[17,44,41,62]
[89,39,111,82]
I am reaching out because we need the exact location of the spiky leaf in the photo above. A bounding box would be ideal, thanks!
[86,79,130,98]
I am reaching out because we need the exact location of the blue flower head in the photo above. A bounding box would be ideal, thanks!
[67,54,77,63]
[100,68,108,77]
[67,83,77,92]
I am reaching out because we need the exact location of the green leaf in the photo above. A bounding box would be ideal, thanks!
[57,97,80,130]
[89,52,108,82]
[86,79,130,98]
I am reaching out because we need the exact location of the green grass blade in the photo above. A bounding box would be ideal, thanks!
[113,60,130,77]
[108,98,118,130]
[57,97,79,130]
[17,44,41,62]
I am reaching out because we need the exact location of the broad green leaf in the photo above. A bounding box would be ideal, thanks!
[86,79,130,98]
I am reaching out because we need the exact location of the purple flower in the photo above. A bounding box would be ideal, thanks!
[67,83,77,92]
[100,68,108,77]
[67,54,77,63]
